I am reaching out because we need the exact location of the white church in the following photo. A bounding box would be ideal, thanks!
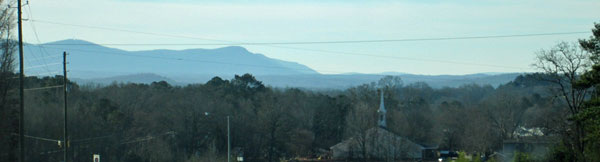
[330,91,425,161]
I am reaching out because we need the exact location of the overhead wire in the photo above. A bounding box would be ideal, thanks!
[34,45,346,73]
[18,3,42,76]
[24,85,63,91]
[39,149,63,155]
[33,43,529,71]
[263,45,529,70]
[11,132,159,146]
[29,19,361,73]
[30,19,587,46]
[71,135,113,143]
[31,71,60,76]
[24,3,58,77]
[14,17,40,76]
[30,19,568,71]
[14,3,61,78]
[31,19,226,42]
[120,131,175,145]
[12,131,173,156]
[27,54,61,62]
[9,71,60,79]
[0,2,50,78]
[24,62,61,70]
[29,42,533,71]
[40,31,589,46]
[11,133,60,143]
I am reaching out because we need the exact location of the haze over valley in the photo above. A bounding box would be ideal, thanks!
[26,39,521,89]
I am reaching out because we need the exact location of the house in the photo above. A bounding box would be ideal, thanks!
[512,126,544,137]
[502,136,557,161]
[330,91,426,161]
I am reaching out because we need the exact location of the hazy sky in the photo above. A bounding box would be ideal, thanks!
[21,0,600,75]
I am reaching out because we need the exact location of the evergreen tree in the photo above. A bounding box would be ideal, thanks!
[574,22,600,161]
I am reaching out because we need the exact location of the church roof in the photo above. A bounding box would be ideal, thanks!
[330,127,424,159]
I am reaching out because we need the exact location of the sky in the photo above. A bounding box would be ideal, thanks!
[19,0,600,75]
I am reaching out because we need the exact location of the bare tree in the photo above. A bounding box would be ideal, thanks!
[461,107,496,154]
[533,42,590,116]
[0,0,16,161]
[483,92,531,140]
[344,102,376,161]
[0,0,16,114]
[376,75,403,90]
[532,41,591,161]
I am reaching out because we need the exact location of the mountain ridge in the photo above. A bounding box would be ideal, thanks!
[25,39,318,78]
[72,72,522,90]
[25,39,522,89]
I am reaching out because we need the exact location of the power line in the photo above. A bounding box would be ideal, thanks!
[27,54,61,62]
[31,19,226,42]
[24,62,60,70]
[71,135,113,143]
[33,43,530,71]
[11,133,60,143]
[29,19,541,70]
[24,85,63,91]
[34,45,346,73]
[265,45,529,70]
[120,131,175,145]
[39,149,63,155]
[41,31,590,46]
[9,72,60,79]
[10,71,61,79]
[27,19,543,70]
[28,71,60,76]
[31,19,588,46]
[54,131,173,146]
[24,4,56,76]
[11,131,174,156]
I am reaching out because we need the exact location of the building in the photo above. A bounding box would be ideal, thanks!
[330,91,425,161]
[502,136,557,161]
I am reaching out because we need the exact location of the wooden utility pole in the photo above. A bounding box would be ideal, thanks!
[17,0,25,161]
[227,116,230,162]
[63,51,68,162]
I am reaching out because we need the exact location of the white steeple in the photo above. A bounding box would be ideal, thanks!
[377,90,387,128]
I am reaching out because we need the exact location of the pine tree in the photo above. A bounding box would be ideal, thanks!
[574,22,600,161]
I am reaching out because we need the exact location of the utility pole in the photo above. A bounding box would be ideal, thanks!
[204,112,231,162]
[63,51,68,162]
[227,116,230,162]
[17,0,25,161]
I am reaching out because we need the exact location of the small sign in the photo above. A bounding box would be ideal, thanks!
[93,154,100,162]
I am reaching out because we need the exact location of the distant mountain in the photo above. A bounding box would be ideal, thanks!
[70,72,521,89]
[24,39,522,89]
[72,73,178,85]
[379,71,410,75]
[24,39,318,79]
[254,73,522,89]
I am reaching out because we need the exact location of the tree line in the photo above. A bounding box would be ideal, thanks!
[0,71,577,161]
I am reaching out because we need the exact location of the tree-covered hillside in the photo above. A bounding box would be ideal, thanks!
[0,72,567,161]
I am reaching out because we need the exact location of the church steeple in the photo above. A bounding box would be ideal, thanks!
[377,90,387,128]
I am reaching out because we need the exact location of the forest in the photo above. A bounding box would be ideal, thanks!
[0,72,584,161]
